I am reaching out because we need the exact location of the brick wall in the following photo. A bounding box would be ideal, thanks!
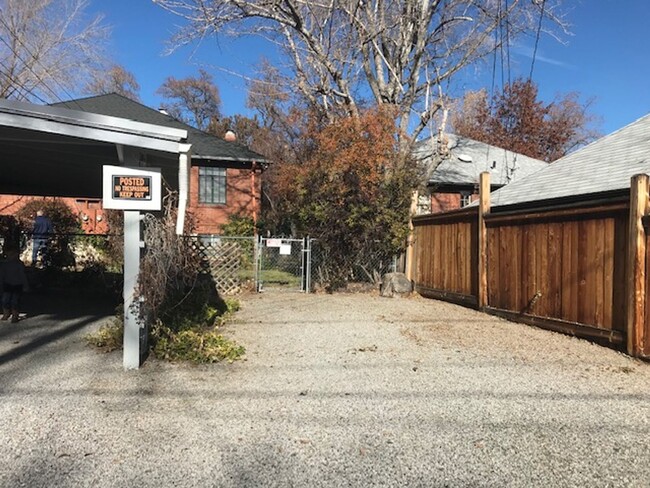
[0,195,108,234]
[0,165,262,235]
[187,166,261,235]
[430,192,479,213]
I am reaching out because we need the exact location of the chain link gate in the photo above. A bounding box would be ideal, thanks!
[256,237,312,292]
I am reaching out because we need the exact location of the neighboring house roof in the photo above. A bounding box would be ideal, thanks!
[415,133,548,189]
[52,93,266,163]
[489,113,650,208]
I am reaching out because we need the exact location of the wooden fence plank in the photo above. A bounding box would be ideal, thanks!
[499,226,510,311]
[561,221,574,321]
[569,221,580,323]
[537,224,549,317]
[577,220,590,324]
[603,217,615,329]
[594,218,606,327]
[487,227,499,307]
[548,222,563,318]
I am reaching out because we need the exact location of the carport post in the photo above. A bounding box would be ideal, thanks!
[123,210,143,370]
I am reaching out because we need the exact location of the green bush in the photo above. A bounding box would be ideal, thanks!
[220,214,256,236]
[152,326,245,363]
[150,289,245,363]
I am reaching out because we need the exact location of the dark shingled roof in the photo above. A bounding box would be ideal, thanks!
[52,93,266,163]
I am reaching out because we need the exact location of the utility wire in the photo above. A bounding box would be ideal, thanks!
[0,33,64,104]
[0,10,84,109]
[0,59,49,104]
[529,0,546,79]
[504,0,511,86]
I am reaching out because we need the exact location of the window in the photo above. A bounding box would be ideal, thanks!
[199,167,226,204]
[460,192,472,207]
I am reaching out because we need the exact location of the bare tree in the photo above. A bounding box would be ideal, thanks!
[154,0,568,141]
[84,64,141,101]
[156,69,221,130]
[0,0,110,102]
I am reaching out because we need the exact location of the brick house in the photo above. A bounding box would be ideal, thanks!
[0,94,266,235]
[413,133,548,214]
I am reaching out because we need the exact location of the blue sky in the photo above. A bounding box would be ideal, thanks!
[89,0,650,135]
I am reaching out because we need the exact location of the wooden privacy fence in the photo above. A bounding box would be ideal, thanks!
[411,172,650,359]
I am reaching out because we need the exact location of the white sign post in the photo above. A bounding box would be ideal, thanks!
[103,166,162,370]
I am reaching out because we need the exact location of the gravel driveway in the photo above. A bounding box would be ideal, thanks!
[1,290,649,487]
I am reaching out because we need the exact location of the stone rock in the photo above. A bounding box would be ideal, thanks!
[380,272,413,298]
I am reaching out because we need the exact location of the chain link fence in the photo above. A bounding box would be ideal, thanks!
[310,240,404,291]
[257,238,306,292]
[0,232,406,295]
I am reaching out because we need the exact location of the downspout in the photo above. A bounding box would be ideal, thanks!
[251,161,258,237]
[176,143,192,235]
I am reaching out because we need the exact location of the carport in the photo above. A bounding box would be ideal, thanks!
[0,98,192,369]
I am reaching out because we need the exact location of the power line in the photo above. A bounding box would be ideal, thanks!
[504,0,511,86]
[0,34,64,104]
[0,59,49,104]
[529,0,546,80]
[0,10,84,109]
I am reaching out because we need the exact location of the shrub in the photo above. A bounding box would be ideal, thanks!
[86,194,246,364]
[152,326,245,363]
[139,194,245,363]
[220,214,256,237]
[15,199,81,268]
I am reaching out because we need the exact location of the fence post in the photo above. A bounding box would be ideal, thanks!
[478,172,491,309]
[626,174,649,356]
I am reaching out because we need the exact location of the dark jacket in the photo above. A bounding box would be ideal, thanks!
[32,215,53,239]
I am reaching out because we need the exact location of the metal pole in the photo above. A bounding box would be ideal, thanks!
[306,237,312,293]
[255,235,262,293]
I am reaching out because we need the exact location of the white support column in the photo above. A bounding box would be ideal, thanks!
[176,144,192,235]
[123,210,142,370]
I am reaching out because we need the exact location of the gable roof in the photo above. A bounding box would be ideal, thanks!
[52,93,266,163]
[489,113,650,208]
[414,133,548,188]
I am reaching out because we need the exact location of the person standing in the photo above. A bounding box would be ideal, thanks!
[31,209,53,266]
[1,248,29,323]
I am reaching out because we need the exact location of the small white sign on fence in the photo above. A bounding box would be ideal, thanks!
[266,238,282,248]
[279,244,292,255]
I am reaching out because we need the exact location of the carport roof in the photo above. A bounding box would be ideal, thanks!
[0,98,189,198]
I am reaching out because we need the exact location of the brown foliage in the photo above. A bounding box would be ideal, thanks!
[452,79,601,162]
[157,69,221,130]
[272,108,420,288]
[85,65,141,101]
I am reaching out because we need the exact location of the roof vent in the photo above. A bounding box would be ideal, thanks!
[458,154,472,163]
[159,108,168,115]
